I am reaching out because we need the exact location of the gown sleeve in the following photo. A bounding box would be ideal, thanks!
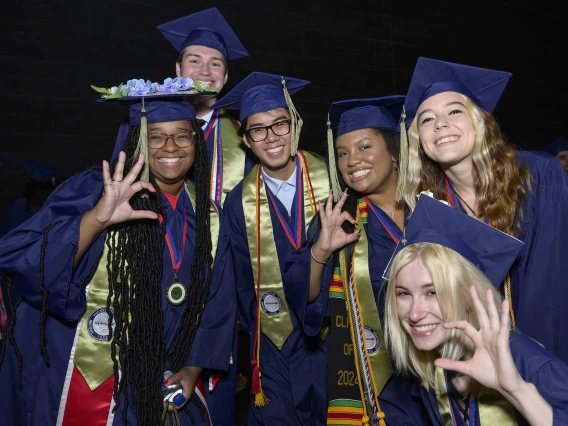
[0,171,106,322]
[185,206,236,371]
[282,219,332,337]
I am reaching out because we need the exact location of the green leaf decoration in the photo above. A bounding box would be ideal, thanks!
[91,85,110,94]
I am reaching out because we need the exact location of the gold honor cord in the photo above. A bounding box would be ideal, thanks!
[242,151,329,349]
[218,110,248,206]
[434,368,517,426]
[352,211,393,395]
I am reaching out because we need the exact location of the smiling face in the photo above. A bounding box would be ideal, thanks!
[336,128,397,196]
[416,91,476,169]
[395,257,446,352]
[176,45,228,94]
[147,120,195,194]
[241,108,295,180]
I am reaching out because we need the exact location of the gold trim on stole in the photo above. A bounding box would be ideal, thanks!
[241,150,329,349]
[73,182,219,390]
[434,367,517,426]
[218,109,248,206]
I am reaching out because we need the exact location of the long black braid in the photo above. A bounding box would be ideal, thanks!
[0,176,74,388]
[105,121,213,426]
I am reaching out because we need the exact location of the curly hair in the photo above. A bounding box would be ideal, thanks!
[402,94,531,237]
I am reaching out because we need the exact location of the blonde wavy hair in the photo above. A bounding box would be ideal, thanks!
[401,94,531,237]
[384,242,502,390]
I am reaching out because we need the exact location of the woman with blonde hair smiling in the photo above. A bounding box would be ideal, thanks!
[384,194,568,426]
[396,57,568,365]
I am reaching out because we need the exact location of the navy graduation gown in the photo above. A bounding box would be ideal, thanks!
[414,333,568,426]
[224,176,331,426]
[0,170,235,426]
[509,151,568,363]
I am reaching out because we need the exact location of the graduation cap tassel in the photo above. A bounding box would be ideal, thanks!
[394,107,408,203]
[281,76,302,157]
[326,114,342,202]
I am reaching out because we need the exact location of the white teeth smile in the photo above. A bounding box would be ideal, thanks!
[413,324,437,332]
[267,146,284,154]
[436,136,458,145]
[350,169,371,178]
[158,158,182,163]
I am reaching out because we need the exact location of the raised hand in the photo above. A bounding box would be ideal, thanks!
[312,190,360,259]
[91,151,158,229]
[434,286,524,395]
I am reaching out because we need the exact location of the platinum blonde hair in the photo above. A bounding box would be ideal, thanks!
[384,242,502,390]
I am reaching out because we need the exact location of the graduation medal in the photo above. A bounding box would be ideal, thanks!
[165,188,188,306]
[166,276,187,306]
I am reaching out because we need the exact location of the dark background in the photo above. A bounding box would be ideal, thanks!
[1,0,567,218]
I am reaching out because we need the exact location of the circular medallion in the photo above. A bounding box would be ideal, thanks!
[87,308,116,341]
[260,292,283,316]
[364,326,380,354]
[166,281,187,306]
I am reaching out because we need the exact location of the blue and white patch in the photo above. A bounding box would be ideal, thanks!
[364,326,380,354]
[87,308,115,341]
[260,292,283,316]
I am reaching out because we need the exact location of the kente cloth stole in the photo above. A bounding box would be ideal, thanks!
[73,181,220,391]
[210,109,247,206]
[241,150,329,349]
[435,367,517,426]
[327,208,393,425]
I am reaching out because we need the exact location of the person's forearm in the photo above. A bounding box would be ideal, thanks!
[73,210,106,267]
[308,243,332,302]
[503,381,552,426]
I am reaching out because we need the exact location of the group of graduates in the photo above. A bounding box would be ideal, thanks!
[1,7,568,426]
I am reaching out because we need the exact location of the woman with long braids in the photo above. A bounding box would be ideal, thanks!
[309,96,430,425]
[0,92,235,426]
[397,57,568,365]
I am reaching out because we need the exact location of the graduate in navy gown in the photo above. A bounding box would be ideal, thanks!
[544,136,568,178]
[216,72,355,425]
[0,93,235,426]
[383,194,568,426]
[397,57,568,364]
[306,96,431,425]
[157,10,256,424]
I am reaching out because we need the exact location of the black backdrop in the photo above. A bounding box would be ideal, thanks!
[1,0,567,218]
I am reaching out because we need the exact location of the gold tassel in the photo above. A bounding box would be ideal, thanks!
[394,106,408,203]
[281,76,302,157]
[326,114,342,202]
[131,97,150,198]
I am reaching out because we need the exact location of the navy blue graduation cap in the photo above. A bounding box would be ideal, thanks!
[21,160,60,185]
[212,72,310,121]
[394,58,512,203]
[212,72,310,156]
[100,93,198,182]
[329,95,406,137]
[403,57,512,126]
[384,193,524,287]
[157,7,248,60]
[545,137,568,156]
[326,95,406,200]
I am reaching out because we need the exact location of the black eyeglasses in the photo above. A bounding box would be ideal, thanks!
[148,131,197,149]
[244,119,291,142]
